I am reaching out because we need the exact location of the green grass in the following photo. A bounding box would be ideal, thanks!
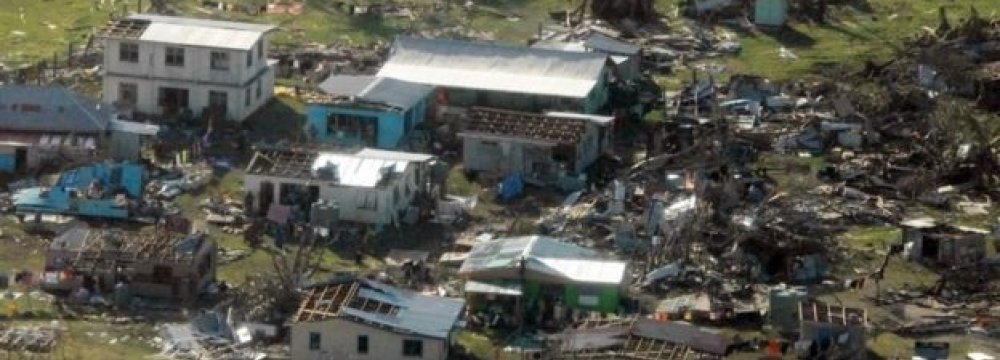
[0,217,46,271]
[0,0,115,65]
[456,330,522,360]
[718,0,1000,80]
[836,226,939,289]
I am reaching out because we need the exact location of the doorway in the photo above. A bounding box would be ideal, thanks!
[259,181,275,216]
[158,87,190,115]
[14,147,26,172]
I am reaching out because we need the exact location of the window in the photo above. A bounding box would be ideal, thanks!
[255,80,262,99]
[246,49,253,68]
[119,82,138,105]
[210,51,229,71]
[152,265,173,284]
[308,332,321,350]
[357,335,369,354]
[578,286,601,307]
[402,339,422,357]
[257,40,263,59]
[119,42,139,63]
[209,91,228,109]
[165,47,185,67]
[393,187,401,205]
[358,191,378,211]
[245,88,251,107]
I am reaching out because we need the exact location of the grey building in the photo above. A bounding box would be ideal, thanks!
[98,15,276,122]
[457,107,613,185]
[0,85,156,172]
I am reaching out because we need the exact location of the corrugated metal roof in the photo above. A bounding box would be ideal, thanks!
[583,32,641,55]
[318,75,378,97]
[335,279,465,339]
[359,77,433,110]
[459,235,627,285]
[0,85,112,133]
[318,76,434,111]
[632,319,730,355]
[378,36,608,99]
[533,258,626,285]
[140,22,263,50]
[129,14,276,33]
[464,280,523,296]
[310,148,434,187]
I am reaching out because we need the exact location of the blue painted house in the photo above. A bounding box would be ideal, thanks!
[306,75,433,149]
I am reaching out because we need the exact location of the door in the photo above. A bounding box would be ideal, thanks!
[14,147,27,172]
[158,87,190,115]
[258,181,274,216]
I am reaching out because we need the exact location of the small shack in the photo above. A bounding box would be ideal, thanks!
[901,218,990,267]
[459,235,627,326]
[306,75,433,149]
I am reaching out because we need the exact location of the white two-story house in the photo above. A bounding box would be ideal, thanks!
[98,14,276,122]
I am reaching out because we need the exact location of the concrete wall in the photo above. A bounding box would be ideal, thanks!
[461,120,608,183]
[102,38,274,121]
[244,162,424,226]
[291,318,450,360]
[104,38,269,84]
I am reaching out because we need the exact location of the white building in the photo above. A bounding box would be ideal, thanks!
[98,14,276,122]
[244,147,436,226]
[290,278,465,360]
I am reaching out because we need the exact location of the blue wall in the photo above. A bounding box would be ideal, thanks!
[307,96,430,149]
[0,154,15,172]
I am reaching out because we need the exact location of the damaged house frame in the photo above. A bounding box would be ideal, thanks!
[44,226,217,301]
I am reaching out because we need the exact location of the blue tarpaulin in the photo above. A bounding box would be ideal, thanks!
[497,173,524,202]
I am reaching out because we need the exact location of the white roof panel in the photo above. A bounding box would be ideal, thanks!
[129,14,276,33]
[310,148,433,188]
[545,111,615,125]
[140,23,264,50]
[378,36,608,99]
[534,258,627,285]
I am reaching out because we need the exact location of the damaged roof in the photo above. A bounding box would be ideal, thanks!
[245,147,434,188]
[0,85,113,133]
[318,75,433,110]
[632,319,730,355]
[458,107,610,145]
[101,14,275,50]
[293,277,465,339]
[378,36,609,99]
[459,235,627,285]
